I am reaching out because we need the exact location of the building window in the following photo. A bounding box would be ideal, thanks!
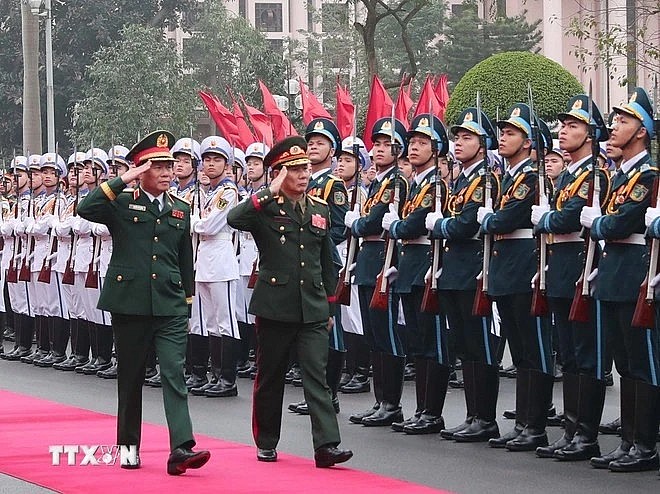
[239,0,246,18]
[255,3,283,32]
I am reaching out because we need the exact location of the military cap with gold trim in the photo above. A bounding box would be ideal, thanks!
[245,142,270,160]
[408,114,450,156]
[497,103,534,138]
[126,130,176,166]
[107,145,131,169]
[171,138,201,163]
[612,87,655,138]
[28,154,42,171]
[84,148,109,175]
[451,108,497,150]
[233,148,246,170]
[371,117,408,151]
[67,151,87,169]
[200,135,231,161]
[305,118,341,157]
[10,156,28,173]
[264,136,310,170]
[39,153,66,176]
[557,94,608,141]
[340,136,371,170]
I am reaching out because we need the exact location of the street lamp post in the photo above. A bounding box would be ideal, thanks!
[28,0,55,153]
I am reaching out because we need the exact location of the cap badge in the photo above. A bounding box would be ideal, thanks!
[629,91,637,103]
[314,121,325,131]
[382,121,392,130]
[419,117,429,128]
[156,134,169,148]
[464,112,474,122]
[511,107,521,117]
[572,99,582,110]
[290,145,302,155]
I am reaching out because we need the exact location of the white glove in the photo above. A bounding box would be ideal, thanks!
[531,205,550,226]
[477,206,493,225]
[72,217,91,235]
[586,268,599,283]
[381,203,399,231]
[54,216,73,237]
[531,272,539,290]
[425,211,443,231]
[348,262,357,273]
[650,273,660,288]
[580,206,601,229]
[14,220,26,235]
[476,270,483,281]
[344,210,360,229]
[424,266,433,283]
[190,213,201,229]
[384,266,398,281]
[24,216,37,234]
[645,207,660,227]
[92,224,110,237]
[0,218,16,236]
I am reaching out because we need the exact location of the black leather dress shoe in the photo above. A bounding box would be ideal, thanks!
[191,377,217,396]
[489,425,523,448]
[4,347,32,361]
[21,348,48,364]
[76,357,97,374]
[403,415,445,435]
[237,363,257,378]
[167,447,211,475]
[204,379,238,397]
[599,417,621,435]
[440,417,473,440]
[144,372,162,388]
[499,365,517,378]
[361,403,403,427]
[392,413,421,432]
[314,446,353,468]
[35,352,67,368]
[53,355,88,371]
[453,419,500,442]
[349,403,379,424]
[536,435,572,458]
[257,448,277,462]
[97,361,118,379]
[288,400,306,412]
[403,363,416,381]
[144,366,158,380]
[339,374,370,394]
[608,449,659,472]
[82,357,112,375]
[120,453,141,469]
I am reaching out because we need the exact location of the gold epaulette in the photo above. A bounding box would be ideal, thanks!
[308,194,328,205]
[167,191,190,205]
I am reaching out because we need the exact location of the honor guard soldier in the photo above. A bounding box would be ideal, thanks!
[0,156,35,361]
[343,117,409,427]
[227,136,353,468]
[532,94,611,461]
[381,114,451,435]
[236,142,270,380]
[190,136,241,398]
[290,118,349,415]
[478,103,554,451]
[427,107,502,442]
[77,130,210,474]
[29,153,70,368]
[0,170,14,353]
[171,138,201,202]
[585,87,659,472]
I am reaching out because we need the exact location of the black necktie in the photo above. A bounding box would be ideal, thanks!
[152,198,161,212]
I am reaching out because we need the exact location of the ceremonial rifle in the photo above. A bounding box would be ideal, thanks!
[247,136,269,289]
[421,106,442,314]
[569,81,601,322]
[632,74,660,327]
[38,143,61,283]
[18,157,35,282]
[370,104,401,311]
[473,93,493,316]
[6,149,20,283]
[61,145,79,285]
[529,84,550,317]
[85,140,100,289]
[335,105,361,306]
[190,127,201,295]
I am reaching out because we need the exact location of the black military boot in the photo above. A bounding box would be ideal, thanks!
[205,335,239,397]
[191,336,218,395]
[490,367,529,448]
[591,377,634,469]
[349,351,383,424]
[76,321,96,373]
[441,360,476,439]
[404,361,450,435]
[21,316,46,363]
[54,319,89,370]
[507,369,553,451]
[454,362,500,442]
[362,353,404,427]
[608,379,659,472]
[537,372,578,458]
[393,357,427,432]
[185,334,209,390]
[83,324,113,374]
[555,373,606,461]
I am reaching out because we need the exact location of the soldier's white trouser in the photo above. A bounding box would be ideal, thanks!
[236,275,256,324]
[339,283,363,335]
[8,280,31,316]
[196,280,239,339]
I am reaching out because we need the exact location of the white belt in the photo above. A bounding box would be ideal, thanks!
[549,232,583,244]
[495,229,534,241]
[199,232,232,241]
[402,236,431,246]
[607,233,646,246]
[364,235,385,242]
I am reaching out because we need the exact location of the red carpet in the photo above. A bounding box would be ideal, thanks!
[0,390,451,494]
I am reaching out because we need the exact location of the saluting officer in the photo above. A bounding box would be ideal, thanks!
[427,108,502,442]
[532,95,611,461]
[227,136,353,468]
[381,114,451,435]
[478,104,554,451]
[584,87,659,472]
[77,130,210,474]
[343,117,409,427]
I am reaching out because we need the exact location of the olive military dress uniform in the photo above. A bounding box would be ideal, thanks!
[77,131,209,475]
[227,136,352,467]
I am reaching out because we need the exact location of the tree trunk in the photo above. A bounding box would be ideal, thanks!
[21,2,42,155]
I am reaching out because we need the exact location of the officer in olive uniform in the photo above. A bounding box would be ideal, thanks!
[584,87,659,472]
[532,95,611,461]
[77,131,210,475]
[427,108,502,442]
[344,117,409,427]
[227,136,353,468]
[478,104,554,451]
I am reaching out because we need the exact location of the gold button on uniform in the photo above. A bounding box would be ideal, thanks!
[300,262,305,267]
[151,273,157,279]
[154,236,159,242]
[300,244,304,249]
[300,280,304,285]
[300,227,304,232]
[133,217,138,223]
[152,255,157,261]
[279,225,285,231]
[116,275,123,282]
[444,246,449,252]
[156,219,161,224]
[271,277,277,283]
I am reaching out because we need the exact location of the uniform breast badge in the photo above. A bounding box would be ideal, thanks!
[280,235,286,245]
[311,214,327,229]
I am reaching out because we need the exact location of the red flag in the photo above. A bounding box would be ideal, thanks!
[299,78,331,125]
[413,76,443,119]
[198,91,240,143]
[395,78,414,126]
[363,75,393,149]
[434,74,450,120]
[335,82,355,140]
[241,96,273,147]
[231,98,256,149]
[258,80,297,142]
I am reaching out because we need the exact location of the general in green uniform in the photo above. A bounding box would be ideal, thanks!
[227,136,353,468]
[77,130,210,475]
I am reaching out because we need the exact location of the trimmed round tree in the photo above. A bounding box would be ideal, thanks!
[445,51,584,125]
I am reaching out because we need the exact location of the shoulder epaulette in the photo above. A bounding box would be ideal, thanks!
[167,191,190,205]
[639,164,658,173]
[308,194,328,205]
[522,165,534,173]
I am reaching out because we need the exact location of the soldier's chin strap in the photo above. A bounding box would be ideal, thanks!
[620,122,645,153]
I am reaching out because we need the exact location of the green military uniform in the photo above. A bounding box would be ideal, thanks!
[227,137,343,453]
[77,133,196,454]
